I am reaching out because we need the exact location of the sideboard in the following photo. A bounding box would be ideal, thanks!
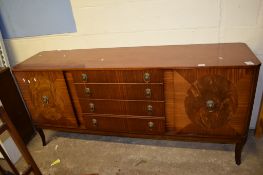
[12,43,261,165]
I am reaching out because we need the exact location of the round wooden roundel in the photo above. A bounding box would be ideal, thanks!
[184,75,238,129]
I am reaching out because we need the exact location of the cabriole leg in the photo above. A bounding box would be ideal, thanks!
[36,127,46,146]
[235,137,247,165]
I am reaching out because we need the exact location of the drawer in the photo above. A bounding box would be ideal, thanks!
[70,70,163,83]
[85,114,127,132]
[74,84,164,100]
[79,99,164,116]
[126,101,164,116]
[127,117,165,134]
[80,100,125,115]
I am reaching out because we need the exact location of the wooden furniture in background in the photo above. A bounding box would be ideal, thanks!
[12,43,261,165]
[0,107,42,175]
[255,93,263,138]
[0,67,35,144]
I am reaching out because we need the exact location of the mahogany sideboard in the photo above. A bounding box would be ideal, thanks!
[12,43,261,165]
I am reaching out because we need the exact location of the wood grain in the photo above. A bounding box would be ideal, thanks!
[127,117,165,134]
[64,72,85,128]
[14,71,78,128]
[12,43,260,71]
[255,94,263,138]
[71,70,163,83]
[165,68,257,137]
[79,99,164,117]
[0,67,34,144]
[84,114,127,132]
[11,43,261,165]
[73,83,164,100]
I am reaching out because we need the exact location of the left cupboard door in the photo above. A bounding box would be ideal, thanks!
[14,71,78,128]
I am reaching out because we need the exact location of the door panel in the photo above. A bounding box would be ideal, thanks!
[165,68,257,137]
[14,71,77,128]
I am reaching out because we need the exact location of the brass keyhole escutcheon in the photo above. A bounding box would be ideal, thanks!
[42,96,49,105]
[206,100,215,112]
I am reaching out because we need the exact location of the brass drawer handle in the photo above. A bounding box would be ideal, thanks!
[145,88,151,98]
[148,121,154,128]
[147,105,153,113]
[89,103,95,112]
[82,73,88,82]
[84,87,91,96]
[206,100,215,112]
[92,118,97,127]
[143,72,150,83]
[42,96,49,105]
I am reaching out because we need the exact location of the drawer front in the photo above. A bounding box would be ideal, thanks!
[71,70,163,83]
[127,117,165,134]
[79,100,164,116]
[74,84,163,100]
[126,101,164,117]
[85,115,127,132]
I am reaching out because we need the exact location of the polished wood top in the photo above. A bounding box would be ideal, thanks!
[12,43,261,71]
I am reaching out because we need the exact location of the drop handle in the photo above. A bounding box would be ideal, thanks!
[143,72,151,82]
[148,121,154,128]
[92,118,97,127]
[85,87,91,96]
[206,100,215,112]
[82,73,88,82]
[145,88,151,98]
[89,103,95,112]
[147,105,153,113]
[42,96,49,105]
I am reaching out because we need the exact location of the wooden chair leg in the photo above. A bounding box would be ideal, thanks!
[0,144,20,175]
[0,108,42,175]
[0,164,15,175]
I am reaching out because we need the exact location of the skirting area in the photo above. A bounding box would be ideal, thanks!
[3,130,263,175]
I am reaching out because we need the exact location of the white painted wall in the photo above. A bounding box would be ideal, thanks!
[3,0,263,128]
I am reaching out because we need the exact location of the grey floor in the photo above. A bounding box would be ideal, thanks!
[3,130,263,175]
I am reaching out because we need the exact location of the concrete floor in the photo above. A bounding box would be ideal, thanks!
[2,130,263,175]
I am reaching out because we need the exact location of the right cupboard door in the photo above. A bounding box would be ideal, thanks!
[165,68,259,137]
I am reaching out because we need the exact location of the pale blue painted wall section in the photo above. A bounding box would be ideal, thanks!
[0,0,76,39]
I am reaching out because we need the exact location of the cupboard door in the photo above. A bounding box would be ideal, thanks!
[165,68,258,137]
[14,71,77,128]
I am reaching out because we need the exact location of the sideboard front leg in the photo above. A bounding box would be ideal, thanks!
[36,128,46,146]
[235,137,247,165]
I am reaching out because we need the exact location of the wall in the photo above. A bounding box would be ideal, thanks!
[3,0,263,128]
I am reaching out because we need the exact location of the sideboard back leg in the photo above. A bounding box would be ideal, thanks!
[36,128,46,146]
[235,137,247,165]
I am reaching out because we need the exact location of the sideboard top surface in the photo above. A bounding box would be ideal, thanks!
[12,43,261,71]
